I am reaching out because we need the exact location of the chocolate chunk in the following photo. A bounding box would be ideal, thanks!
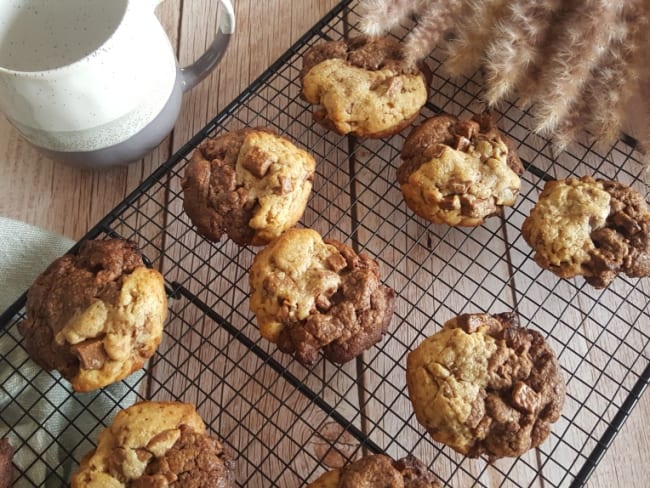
[459,195,498,219]
[240,146,273,178]
[277,176,293,195]
[511,381,539,414]
[70,338,108,370]
[314,294,332,312]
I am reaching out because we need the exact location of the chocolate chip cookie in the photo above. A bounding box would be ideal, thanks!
[71,401,234,487]
[398,113,523,226]
[307,454,440,488]
[522,175,650,288]
[301,36,429,138]
[18,238,168,392]
[249,228,395,366]
[182,128,316,246]
[406,312,565,459]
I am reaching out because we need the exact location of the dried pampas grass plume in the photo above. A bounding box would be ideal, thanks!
[357,0,650,156]
[482,0,562,106]
[357,0,421,36]
[402,0,463,65]
[525,1,619,135]
[357,0,462,66]
[444,0,509,77]
[554,1,644,150]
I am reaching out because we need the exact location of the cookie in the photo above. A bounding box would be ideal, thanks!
[406,312,565,459]
[0,439,12,488]
[307,454,440,488]
[301,36,428,138]
[182,128,316,246]
[397,113,524,226]
[71,401,233,488]
[522,175,650,288]
[249,228,395,366]
[18,238,167,392]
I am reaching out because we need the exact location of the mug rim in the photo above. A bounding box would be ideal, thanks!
[0,0,132,76]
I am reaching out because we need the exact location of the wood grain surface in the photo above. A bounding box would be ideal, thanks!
[0,1,648,487]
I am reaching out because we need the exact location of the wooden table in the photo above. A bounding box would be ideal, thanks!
[0,1,648,486]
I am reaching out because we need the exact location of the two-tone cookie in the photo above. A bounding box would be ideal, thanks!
[406,312,565,459]
[71,401,233,487]
[18,238,168,392]
[522,175,650,288]
[249,228,395,366]
[301,36,428,138]
[182,128,315,246]
[307,454,440,488]
[398,113,524,226]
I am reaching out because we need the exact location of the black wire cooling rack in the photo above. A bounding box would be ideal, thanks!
[1,1,649,486]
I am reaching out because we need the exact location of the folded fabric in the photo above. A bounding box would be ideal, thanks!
[0,217,75,314]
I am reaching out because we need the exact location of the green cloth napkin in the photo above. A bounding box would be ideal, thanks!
[0,217,75,314]
[0,218,143,487]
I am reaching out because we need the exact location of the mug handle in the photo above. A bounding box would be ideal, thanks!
[164,0,236,92]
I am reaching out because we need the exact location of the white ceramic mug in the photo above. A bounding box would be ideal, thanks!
[0,0,235,168]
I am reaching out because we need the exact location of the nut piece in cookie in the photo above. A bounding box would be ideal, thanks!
[249,228,395,366]
[307,454,441,488]
[301,36,429,138]
[522,175,650,288]
[406,312,565,459]
[182,128,316,246]
[71,401,234,488]
[18,238,168,392]
[398,112,524,226]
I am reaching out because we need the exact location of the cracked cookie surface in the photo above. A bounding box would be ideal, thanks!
[406,312,565,459]
[249,228,395,366]
[18,238,167,392]
[182,128,315,246]
[398,113,523,226]
[71,401,233,488]
[522,176,650,288]
[307,454,440,488]
[301,36,428,138]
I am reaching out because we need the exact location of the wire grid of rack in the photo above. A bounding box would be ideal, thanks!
[1,1,649,486]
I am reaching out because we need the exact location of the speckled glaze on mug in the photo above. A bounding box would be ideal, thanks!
[0,0,234,168]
